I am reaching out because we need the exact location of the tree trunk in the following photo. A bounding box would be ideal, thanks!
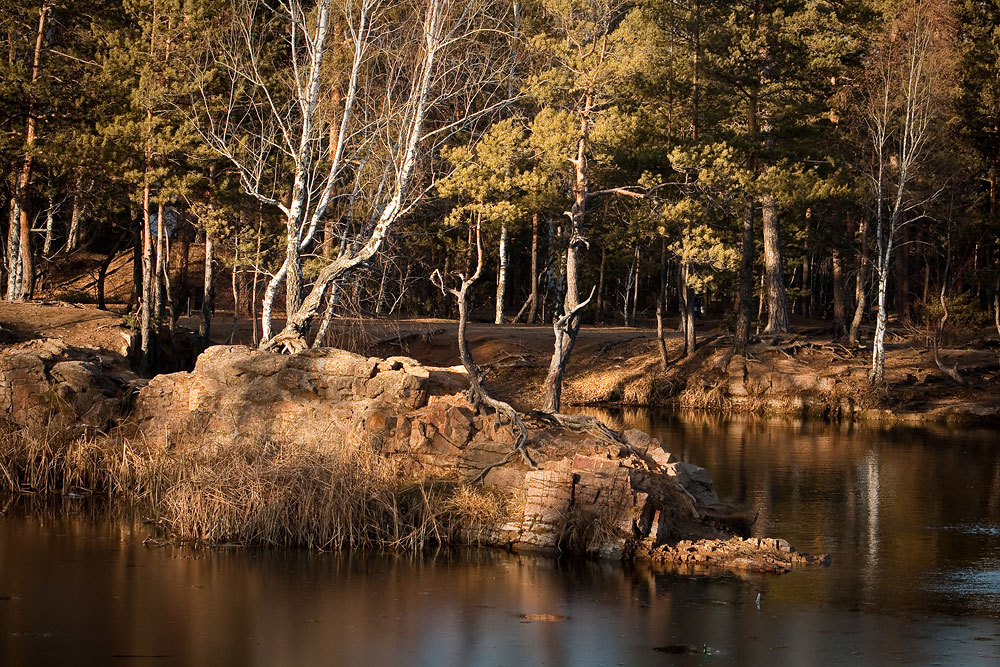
[623,273,633,327]
[5,195,21,300]
[994,276,999,340]
[734,68,759,353]
[870,265,889,385]
[14,5,50,301]
[66,179,82,252]
[596,244,606,323]
[285,216,303,316]
[526,212,539,324]
[848,217,870,346]
[260,264,284,343]
[42,197,56,257]
[681,262,696,358]
[543,94,592,413]
[802,254,812,317]
[312,283,339,348]
[153,201,165,322]
[831,217,846,337]
[130,219,141,311]
[495,221,507,324]
[631,243,641,326]
[139,173,154,375]
[760,193,789,334]
[656,238,668,369]
[200,231,214,347]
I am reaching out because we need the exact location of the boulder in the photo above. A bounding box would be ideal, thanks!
[0,338,138,430]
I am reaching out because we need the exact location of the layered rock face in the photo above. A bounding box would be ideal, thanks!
[132,345,817,566]
[0,339,138,430]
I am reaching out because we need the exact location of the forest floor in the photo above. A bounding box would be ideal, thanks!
[3,300,1000,423]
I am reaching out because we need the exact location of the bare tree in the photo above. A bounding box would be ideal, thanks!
[863,0,955,385]
[431,219,534,480]
[193,0,515,352]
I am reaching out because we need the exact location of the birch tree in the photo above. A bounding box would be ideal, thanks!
[193,0,516,352]
[863,0,955,385]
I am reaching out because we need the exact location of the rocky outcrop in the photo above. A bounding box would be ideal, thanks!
[133,345,824,567]
[0,338,139,430]
[638,536,830,574]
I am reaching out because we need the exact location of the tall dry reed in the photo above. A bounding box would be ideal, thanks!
[0,425,182,500]
[1,424,519,552]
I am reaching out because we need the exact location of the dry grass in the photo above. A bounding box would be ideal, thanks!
[443,484,520,545]
[677,380,734,411]
[0,424,182,500]
[161,436,443,549]
[555,505,626,555]
[0,424,517,552]
[565,362,678,406]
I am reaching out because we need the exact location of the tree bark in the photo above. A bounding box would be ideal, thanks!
[760,193,789,334]
[734,198,755,351]
[631,243,641,326]
[153,201,166,322]
[656,237,668,369]
[139,172,154,375]
[66,178,82,252]
[200,231,214,347]
[5,195,21,300]
[681,262,696,358]
[42,197,56,256]
[848,217,870,346]
[994,276,1000,340]
[831,221,847,337]
[623,248,636,327]
[595,244,606,324]
[495,221,507,324]
[526,212,539,324]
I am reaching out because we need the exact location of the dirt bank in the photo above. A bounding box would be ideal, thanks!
[3,301,999,422]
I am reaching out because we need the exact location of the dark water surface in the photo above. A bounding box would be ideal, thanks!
[2,412,1000,666]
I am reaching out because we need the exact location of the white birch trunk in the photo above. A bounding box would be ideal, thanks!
[66,179,82,252]
[5,196,21,300]
[495,222,507,324]
[42,197,56,256]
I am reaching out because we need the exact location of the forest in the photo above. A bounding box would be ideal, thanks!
[1,0,999,408]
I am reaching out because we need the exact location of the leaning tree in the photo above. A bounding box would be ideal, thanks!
[191,0,518,352]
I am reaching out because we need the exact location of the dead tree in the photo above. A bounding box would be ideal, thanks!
[932,240,964,385]
[430,220,535,482]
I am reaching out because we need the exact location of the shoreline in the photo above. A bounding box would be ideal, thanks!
[2,302,999,425]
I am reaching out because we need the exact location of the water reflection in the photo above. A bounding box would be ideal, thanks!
[2,413,1000,665]
[574,407,1000,616]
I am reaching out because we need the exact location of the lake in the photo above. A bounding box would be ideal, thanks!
[2,412,999,665]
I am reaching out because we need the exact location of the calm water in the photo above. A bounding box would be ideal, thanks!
[2,413,1000,665]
